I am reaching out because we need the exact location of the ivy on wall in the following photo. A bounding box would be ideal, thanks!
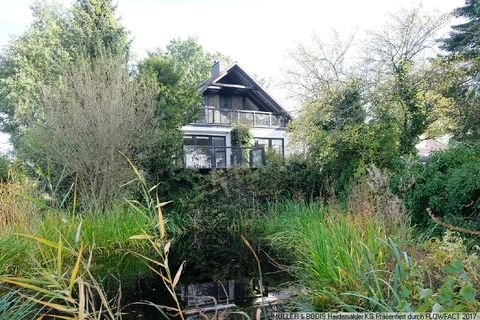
[231,126,253,147]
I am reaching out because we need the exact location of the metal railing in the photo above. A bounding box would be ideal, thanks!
[183,145,265,169]
[194,107,286,128]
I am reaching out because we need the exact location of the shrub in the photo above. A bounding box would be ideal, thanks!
[0,180,37,229]
[30,52,157,211]
[231,125,253,147]
[403,144,480,233]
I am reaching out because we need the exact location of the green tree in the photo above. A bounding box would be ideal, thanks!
[439,0,480,141]
[364,6,449,154]
[441,0,480,57]
[69,0,130,59]
[136,38,229,179]
[0,0,129,145]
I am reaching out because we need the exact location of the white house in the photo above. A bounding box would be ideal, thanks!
[181,61,291,169]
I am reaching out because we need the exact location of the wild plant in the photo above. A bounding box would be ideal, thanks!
[122,153,186,320]
[0,231,122,319]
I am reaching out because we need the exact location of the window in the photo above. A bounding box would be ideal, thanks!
[183,135,226,168]
[220,95,232,109]
[254,138,284,157]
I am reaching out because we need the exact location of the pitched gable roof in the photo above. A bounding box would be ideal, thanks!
[199,63,290,118]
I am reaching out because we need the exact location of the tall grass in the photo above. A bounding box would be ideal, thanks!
[0,206,158,284]
[262,201,405,311]
[0,233,123,319]
[0,179,37,230]
[0,289,40,319]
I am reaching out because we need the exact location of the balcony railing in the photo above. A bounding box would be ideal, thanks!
[194,107,286,128]
[183,145,265,169]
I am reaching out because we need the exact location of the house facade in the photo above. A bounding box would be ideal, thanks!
[181,61,290,169]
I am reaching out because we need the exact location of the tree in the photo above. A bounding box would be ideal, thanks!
[441,0,480,57]
[286,32,355,104]
[0,0,129,146]
[31,52,156,210]
[69,0,130,59]
[287,7,452,192]
[439,0,480,141]
[364,7,450,154]
[136,38,229,179]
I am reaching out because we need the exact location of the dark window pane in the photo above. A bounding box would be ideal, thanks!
[254,138,269,149]
[183,136,193,145]
[196,136,210,146]
[212,136,226,146]
[220,96,232,109]
[215,149,226,168]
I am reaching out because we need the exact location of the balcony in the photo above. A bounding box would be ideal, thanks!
[183,145,265,169]
[194,107,287,128]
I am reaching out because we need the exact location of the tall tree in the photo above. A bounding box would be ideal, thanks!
[441,0,480,57]
[440,0,480,141]
[69,0,129,59]
[0,0,129,146]
[364,6,449,154]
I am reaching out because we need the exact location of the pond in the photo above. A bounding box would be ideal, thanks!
[122,279,294,319]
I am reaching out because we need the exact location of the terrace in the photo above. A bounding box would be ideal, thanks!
[183,145,265,169]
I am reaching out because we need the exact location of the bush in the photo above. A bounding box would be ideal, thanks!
[403,144,480,233]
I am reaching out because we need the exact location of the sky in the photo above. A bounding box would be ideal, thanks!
[0,0,466,153]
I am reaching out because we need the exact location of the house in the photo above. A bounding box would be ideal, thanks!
[181,61,290,169]
[416,136,449,162]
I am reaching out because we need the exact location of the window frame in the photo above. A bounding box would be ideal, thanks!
[254,137,284,157]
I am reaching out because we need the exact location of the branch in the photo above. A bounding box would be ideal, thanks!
[426,208,480,236]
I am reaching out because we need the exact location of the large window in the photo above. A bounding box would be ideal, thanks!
[183,135,226,168]
[254,138,284,157]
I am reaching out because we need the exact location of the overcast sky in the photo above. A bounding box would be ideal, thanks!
[0,0,466,153]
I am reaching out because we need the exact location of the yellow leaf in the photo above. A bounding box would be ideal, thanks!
[69,244,83,294]
[172,261,185,288]
[156,193,165,239]
[128,234,152,240]
[78,278,85,320]
[164,241,171,255]
[24,295,76,314]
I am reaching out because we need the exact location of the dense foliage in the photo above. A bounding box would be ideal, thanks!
[402,144,480,232]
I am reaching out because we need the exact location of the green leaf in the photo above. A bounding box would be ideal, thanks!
[439,285,454,304]
[460,284,476,302]
[432,303,444,312]
[400,286,411,299]
[419,288,433,300]
[442,260,464,274]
